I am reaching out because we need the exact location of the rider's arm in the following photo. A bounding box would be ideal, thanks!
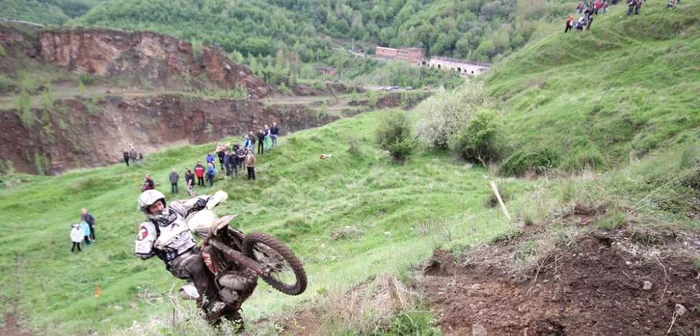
[135,222,158,260]
[170,196,210,218]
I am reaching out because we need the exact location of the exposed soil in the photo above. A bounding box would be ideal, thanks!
[418,227,700,335]
[1,312,34,336]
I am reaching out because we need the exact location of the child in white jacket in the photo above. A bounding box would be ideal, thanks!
[70,224,83,252]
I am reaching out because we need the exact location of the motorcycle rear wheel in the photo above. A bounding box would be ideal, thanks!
[242,232,307,295]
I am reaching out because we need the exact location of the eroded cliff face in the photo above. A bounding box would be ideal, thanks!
[32,28,272,98]
[0,95,336,175]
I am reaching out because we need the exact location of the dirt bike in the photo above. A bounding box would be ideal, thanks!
[156,207,307,323]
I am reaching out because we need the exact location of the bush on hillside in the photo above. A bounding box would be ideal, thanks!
[450,109,505,164]
[414,82,491,149]
[499,149,559,177]
[562,147,607,172]
[376,110,416,163]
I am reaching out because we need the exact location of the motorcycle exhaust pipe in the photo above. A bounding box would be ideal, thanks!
[208,240,266,276]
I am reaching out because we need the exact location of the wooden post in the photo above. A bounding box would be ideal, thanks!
[490,180,511,220]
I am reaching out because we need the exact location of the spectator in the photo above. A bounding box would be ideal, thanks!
[228,147,238,178]
[81,208,96,241]
[123,149,130,166]
[603,0,609,13]
[141,174,155,192]
[206,152,215,166]
[565,15,575,33]
[80,221,92,246]
[243,135,252,150]
[576,1,584,13]
[217,148,226,170]
[236,145,247,177]
[627,0,637,15]
[194,161,205,186]
[264,124,272,150]
[245,149,256,181]
[257,129,265,155]
[70,224,83,253]
[169,168,179,194]
[248,131,257,150]
[130,149,138,162]
[270,122,280,148]
[223,150,232,177]
[634,0,641,14]
[185,168,196,196]
[206,162,216,187]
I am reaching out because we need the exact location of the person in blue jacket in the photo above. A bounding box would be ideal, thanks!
[80,221,92,246]
[206,162,216,187]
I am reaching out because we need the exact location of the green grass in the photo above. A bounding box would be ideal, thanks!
[487,0,700,168]
[0,110,528,335]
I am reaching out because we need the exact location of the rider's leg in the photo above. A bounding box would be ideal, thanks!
[170,252,221,309]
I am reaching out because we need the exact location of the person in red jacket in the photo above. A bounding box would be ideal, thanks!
[194,161,205,186]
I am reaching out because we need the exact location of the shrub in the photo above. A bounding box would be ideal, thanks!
[450,109,505,164]
[79,73,96,85]
[375,110,416,163]
[561,147,606,172]
[0,74,13,92]
[414,81,491,149]
[499,149,559,177]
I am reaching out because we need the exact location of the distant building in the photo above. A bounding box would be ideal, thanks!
[420,57,490,76]
[375,46,425,64]
[316,67,337,75]
[375,47,398,60]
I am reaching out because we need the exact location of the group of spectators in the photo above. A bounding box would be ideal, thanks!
[566,0,609,32]
[70,209,96,253]
[138,122,282,197]
[566,0,680,32]
[242,122,280,156]
[122,144,144,167]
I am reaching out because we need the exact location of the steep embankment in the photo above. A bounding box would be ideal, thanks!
[0,25,272,96]
[487,1,699,170]
[0,95,336,175]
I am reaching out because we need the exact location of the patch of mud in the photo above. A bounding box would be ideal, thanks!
[418,229,700,335]
[1,313,34,336]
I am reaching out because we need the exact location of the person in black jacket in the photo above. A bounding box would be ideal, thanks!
[270,122,280,148]
[256,129,265,155]
[123,149,130,166]
[228,147,239,178]
[217,149,226,170]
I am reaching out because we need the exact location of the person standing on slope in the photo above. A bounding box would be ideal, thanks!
[195,161,205,187]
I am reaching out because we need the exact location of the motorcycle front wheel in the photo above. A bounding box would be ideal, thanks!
[242,233,307,295]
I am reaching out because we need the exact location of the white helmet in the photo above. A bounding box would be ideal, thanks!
[138,189,169,224]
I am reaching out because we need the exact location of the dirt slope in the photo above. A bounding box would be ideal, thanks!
[418,227,700,335]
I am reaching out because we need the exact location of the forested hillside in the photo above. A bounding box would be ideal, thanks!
[0,0,104,24]
[78,0,576,63]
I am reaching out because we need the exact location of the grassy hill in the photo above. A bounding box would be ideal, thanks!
[0,110,526,335]
[486,0,700,170]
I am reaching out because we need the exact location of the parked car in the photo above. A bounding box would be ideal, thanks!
[405,86,413,90]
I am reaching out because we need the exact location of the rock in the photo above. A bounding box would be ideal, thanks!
[643,281,652,290]
[675,304,687,316]
[472,324,487,336]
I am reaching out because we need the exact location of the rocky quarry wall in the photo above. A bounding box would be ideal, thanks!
[0,95,336,175]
